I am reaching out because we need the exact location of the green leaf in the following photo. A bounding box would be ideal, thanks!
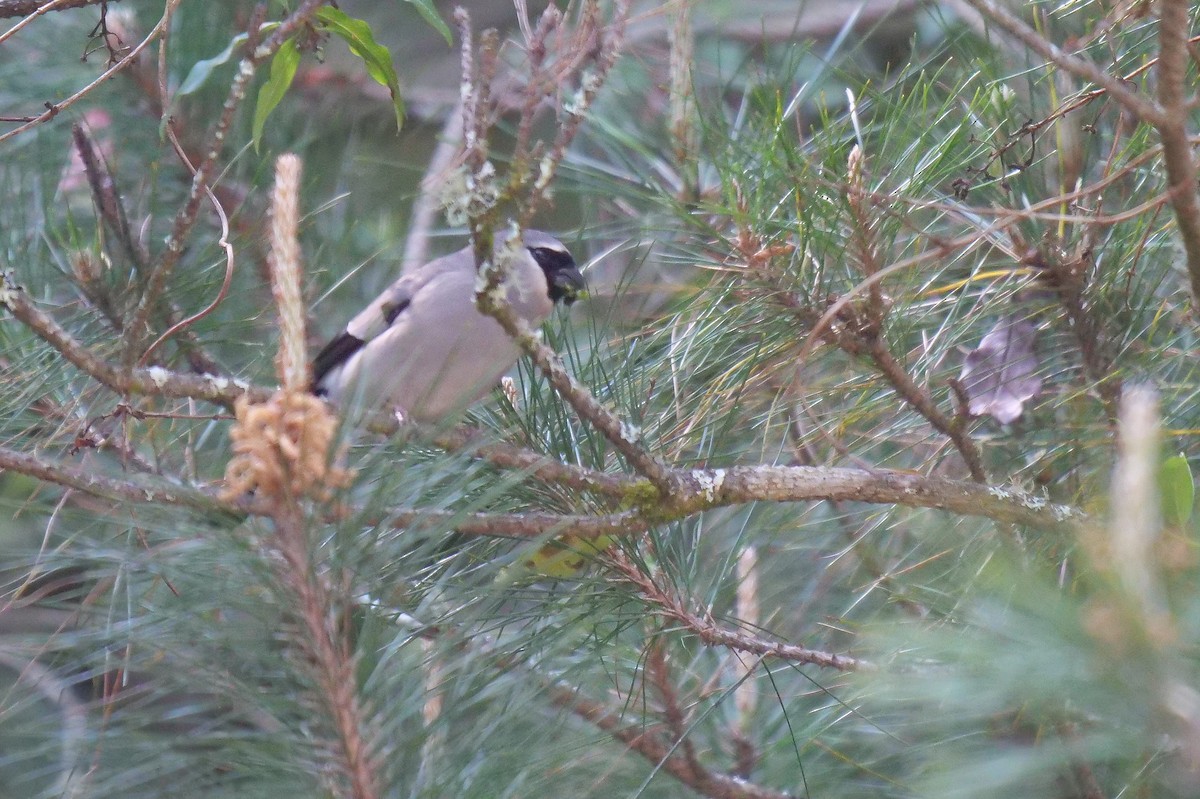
[315,7,405,132]
[177,33,249,96]
[403,0,452,46]
[176,23,279,96]
[252,37,302,153]
[1160,453,1194,527]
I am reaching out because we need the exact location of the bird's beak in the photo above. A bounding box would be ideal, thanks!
[552,267,588,306]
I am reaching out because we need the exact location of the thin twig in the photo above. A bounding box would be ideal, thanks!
[71,124,143,270]
[125,0,327,362]
[0,0,79,39]
[959,0,1163,125]
[0,276,263,408]
[520,0,631,223]
[136,123,237,366]
[611,552,872,672]
[433,427,633,497]
[0,3,172,143]
[156,0,175,118]
[546,681,795,799]
[70,113,225,376]
[864,338,988,482]
[645,638,706,778]
[477,298,680,496]
[455,2,659,496]
[509,5,562,184]
[842,146,988,481]
[387,508,648,539]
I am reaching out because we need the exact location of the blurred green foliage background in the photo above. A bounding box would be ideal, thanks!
[2,1,1200,798]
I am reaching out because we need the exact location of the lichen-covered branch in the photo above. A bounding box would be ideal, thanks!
[673,463,1075,530]
[0,274,265,408]
[0,437,1079,538]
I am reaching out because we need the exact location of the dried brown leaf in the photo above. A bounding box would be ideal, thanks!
[958,318,1042,424]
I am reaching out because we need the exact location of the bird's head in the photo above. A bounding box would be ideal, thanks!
[524,231,587,306]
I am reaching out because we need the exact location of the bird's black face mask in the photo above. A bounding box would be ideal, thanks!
[530,246,587,305]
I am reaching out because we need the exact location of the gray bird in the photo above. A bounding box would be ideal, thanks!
[311,230,586,423]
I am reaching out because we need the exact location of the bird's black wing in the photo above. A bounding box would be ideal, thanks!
[309,247,467,394]
[310,288,413,392]
[311,332,367,392]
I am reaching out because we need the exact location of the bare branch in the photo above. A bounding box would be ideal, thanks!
[672,464,1076,531]
[645,638,706,779]
[125,0,328,362]
[1155,0,1200,300]
[0,0,106,27]
[546,681,795,799]
[477,292,680,496]
[520,0,630,223]
[136,124,238,367]
[0,1,177,143]
[71,123,143,270]
[0,444,256,517]
[0,275,263,408]
[389,508,648,539]
[611,553,871,672]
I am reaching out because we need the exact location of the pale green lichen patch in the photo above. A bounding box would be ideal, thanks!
[439,161,499,226]
[0,273,20,307]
